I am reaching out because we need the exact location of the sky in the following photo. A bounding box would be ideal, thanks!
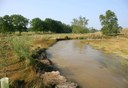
[0,0,128,29]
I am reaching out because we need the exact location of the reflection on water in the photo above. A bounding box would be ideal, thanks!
[47,40,128,88]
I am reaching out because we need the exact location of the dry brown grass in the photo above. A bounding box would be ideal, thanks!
[0,34,57,87]
[32,38,56,49]
[9,66,36,82]
[81,36,128,59]
[120,28,128,34]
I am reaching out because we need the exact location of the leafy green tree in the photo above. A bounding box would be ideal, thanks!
[44,18,57,33]
[99,10,121,35]
[10,14,29,35]
[30,17,72,33]
[44,18,61,33]
[71,16,89,33]
[54,21,63,33]
[0,17,4,33]
[30,18,45,32]
[62,24,72,33]
[0,15,14,33]
[3,15,14,33]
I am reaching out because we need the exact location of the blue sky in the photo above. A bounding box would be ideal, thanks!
[0,0,128,29]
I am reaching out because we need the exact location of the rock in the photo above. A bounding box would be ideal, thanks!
[31,48,47,60]
[41,71,67,87]
[40,59,53,65]
[55,82,78,88]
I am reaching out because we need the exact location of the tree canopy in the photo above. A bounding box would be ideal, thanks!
[99,10,121,35]
[0,11,123,35]
[0,14,29,35]
[30,18,72,33]
[71,16,89,33]
[11,14,29,35]
[30,18,45,32]
[0,15,14,33]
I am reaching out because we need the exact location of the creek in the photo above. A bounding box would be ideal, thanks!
[47,40,128,88]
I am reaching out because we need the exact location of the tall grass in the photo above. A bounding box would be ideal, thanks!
[9,36,34,67]
[0,37,10,77]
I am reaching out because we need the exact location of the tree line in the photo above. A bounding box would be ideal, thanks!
[30,18,72,33]
[0,10,122,35]
[0,14,28,35]
[0,15,72,35]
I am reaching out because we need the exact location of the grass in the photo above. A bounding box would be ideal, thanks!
[81,35,128,59]
[120,28,128,35]
[10,36,32,67]
[0,34,57,87]
[1,31,128,87]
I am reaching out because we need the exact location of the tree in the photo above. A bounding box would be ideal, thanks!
[10,14,29,35]
[0,15,14,33]
[71,16,89,33]
[62,24,72,33]
[44,18,63,33]
[44,18,58,33]
[99,10,121,35]
[89,27,98,33]
[0,17,4,33]
[30,17,72,33]
[30,18,45,32]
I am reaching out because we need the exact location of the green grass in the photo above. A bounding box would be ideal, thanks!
[10,36,33,68]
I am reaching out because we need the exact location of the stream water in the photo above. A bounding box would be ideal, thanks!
[47,40,128,88]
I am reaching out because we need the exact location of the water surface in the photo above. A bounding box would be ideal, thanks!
[47,40,128,88]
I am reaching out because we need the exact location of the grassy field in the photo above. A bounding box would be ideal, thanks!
[0,31,128,87]
[81,35,128,59]
[0,34,56,87]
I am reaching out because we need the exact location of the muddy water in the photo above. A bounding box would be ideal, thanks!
[47,40,128,88]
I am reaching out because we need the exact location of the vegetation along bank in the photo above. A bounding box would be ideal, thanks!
[0,34,80,88]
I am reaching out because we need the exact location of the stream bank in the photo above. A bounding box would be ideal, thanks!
[9,38,78,88]
[10,47,78,88]
[31,47,79,88]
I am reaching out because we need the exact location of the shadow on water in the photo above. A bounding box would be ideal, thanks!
[47,40,128,88]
